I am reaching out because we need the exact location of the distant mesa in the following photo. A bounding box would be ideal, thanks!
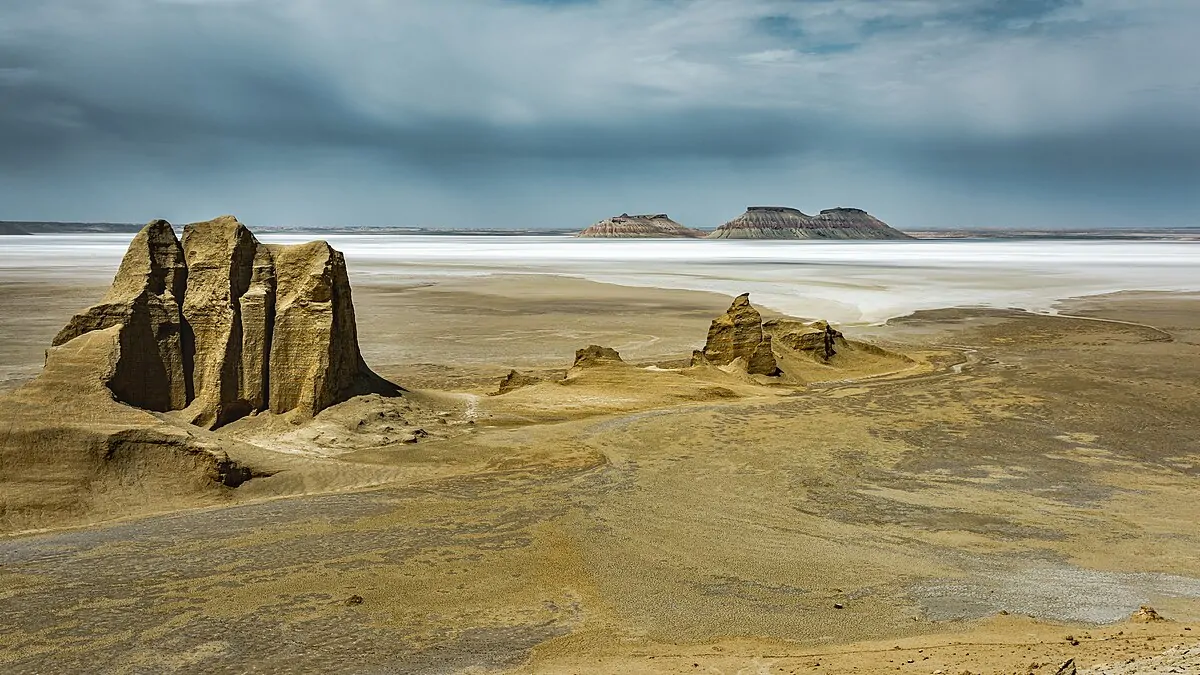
[708,206,912,240]
[577,213,706,238]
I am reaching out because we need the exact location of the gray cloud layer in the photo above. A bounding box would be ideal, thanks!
[1,0,1198,228]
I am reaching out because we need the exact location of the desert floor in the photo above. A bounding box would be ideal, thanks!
[2,273,1200,674]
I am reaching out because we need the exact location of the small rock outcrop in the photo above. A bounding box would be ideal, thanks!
[53,219,191,411]
[495,369,539,395]
[691,294,780,376]
[1130,605,1166,623]
[577,214,705,238]
[763,318,844,362]
[573,345,624,368]
[708,206,911,240]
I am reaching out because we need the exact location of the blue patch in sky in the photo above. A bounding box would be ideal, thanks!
[756,14,805,40]
[804,42,857,55]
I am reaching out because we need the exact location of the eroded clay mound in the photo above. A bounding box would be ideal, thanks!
[763,318,844,362]
[577,214,705,238]
[573,345,625,367]
[53,219,191,411]
[0,326,250,532]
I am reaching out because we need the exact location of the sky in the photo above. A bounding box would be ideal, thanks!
[1,0,1198,230]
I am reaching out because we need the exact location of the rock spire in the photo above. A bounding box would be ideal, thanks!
[692,294,781,376]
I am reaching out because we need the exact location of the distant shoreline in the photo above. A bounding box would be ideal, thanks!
[3,220,1199,240]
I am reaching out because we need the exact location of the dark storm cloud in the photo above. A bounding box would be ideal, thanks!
[0,0,1198,227]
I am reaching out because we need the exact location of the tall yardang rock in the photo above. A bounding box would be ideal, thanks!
[181,216,265,428]
[0,215,401,530]
[577,214,706,238]
[47,216,394,428]
[53,219,191,411]
[268,241,378,417]
[692,293,780,376]
[240,244,276,412]
[709,206,912,240]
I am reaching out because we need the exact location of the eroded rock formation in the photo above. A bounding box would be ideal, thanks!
[708,206,911,240]
[692,294,780,376]
[577,214,705,238]
[763,318,844,362]
[0,325,249,532]
[573,345,624,368]
[53,219,191,411]
[269,241,381,417]
[181,216,263,427]
[495,369,539,395]
[0,215,399,529]
[45,217,394,428]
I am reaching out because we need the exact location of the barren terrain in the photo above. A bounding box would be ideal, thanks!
[2,268,1200,674]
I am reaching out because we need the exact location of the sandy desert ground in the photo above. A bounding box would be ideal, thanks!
[2,258,1200,673]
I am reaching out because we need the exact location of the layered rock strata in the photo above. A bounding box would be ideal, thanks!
[708,206,911,239]
[577,214,705,238]
[708,207,812,240]
[807,208,912,239]
[691,294,781,376]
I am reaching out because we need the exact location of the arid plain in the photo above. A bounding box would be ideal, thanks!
[2,237,1200,674]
